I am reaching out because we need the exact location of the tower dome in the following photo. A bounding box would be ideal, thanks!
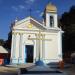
[45,3,57,13]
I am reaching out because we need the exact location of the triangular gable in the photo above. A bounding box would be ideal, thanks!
[12,16,46,31]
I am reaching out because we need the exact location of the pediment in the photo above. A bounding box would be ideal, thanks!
[12,17,46,31]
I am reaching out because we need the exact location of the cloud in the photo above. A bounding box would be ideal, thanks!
[11,5,25,12]
[29,0,35,2]
[40,12,44,17]
[12,6,18,12]
[18,5,25,9]
[11,0,35,12]
[24,0,35,5]
[36,10,40,13]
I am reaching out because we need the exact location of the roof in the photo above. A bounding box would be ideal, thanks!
[46,3,57,13]
[15,16,43,26]
[12,16,62,32]
[13,16,47,30]
[0,46,8,53]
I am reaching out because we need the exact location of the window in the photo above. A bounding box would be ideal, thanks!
[50,16,54,27]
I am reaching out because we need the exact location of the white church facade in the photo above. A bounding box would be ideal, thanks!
[11,3,63,64]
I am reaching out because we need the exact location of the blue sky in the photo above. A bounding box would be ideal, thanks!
[0,0,75,40]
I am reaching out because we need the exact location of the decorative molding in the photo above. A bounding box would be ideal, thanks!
[12,31,58,36]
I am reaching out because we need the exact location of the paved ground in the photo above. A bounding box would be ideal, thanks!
[63,64,75,75]
[0,63,34,75]
[0,66,17,75]
[0,63,74,75]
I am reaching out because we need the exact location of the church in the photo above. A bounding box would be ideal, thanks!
[11,3,63,64]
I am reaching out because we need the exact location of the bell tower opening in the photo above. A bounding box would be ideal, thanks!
[50,16,54,27]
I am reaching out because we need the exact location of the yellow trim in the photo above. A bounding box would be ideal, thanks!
[27,23,33,28]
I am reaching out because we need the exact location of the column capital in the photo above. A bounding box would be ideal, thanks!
[12,32,17,35]
[42,34,45,37]
[18,33,23,35]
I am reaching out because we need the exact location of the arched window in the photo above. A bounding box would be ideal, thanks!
[50,16,54,27]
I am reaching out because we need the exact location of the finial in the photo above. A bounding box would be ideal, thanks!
[15,17,19,22]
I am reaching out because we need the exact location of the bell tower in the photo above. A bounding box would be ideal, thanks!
[43,3,58,28]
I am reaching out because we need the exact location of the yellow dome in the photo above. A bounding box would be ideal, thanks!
[46,3,57,13]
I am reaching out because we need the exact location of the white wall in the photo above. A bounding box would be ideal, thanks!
[44,32,60,63]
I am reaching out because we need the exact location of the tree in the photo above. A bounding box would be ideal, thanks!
[0,39,5,46]
[60,6,75,33]
[60,6,75,55]
[4,31,12,50]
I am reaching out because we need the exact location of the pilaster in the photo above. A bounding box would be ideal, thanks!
[35,34,39,61]
[42,34,45,60]
[58,31,62,61]
[11,32,17,64]
[18,33,23,63]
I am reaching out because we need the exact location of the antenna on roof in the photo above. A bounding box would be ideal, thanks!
[28,8,32,17]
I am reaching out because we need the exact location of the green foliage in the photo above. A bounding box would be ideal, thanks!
[0,39,5,46]
[60,6,75,33]
[4,31,12,49]
[60,5,75,54]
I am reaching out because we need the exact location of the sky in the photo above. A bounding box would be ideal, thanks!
[0,0,75,40]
